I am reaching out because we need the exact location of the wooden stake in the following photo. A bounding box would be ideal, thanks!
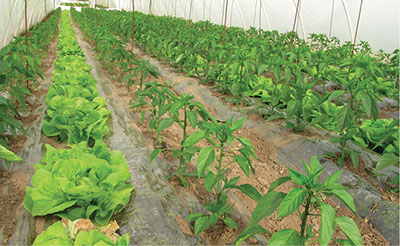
[131,0,135,52]
[351,0,363,57]
[25,0,29,88]
[259,0,262,33]
[148,0,152,25]
[222,0,228,45]
[188,0,193,22]
[203,0,205,19]
[221,0,225,25]
[95,0,98,26]
[328,0,335,39]
[289,0,301,49]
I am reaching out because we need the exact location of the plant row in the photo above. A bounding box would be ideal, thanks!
[0,8,61,163]
[23,10,133,245]
[77,8,399,189]
[72,8,364,245]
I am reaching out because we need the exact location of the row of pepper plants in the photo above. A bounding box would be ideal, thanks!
[78,8,399,190]
[71,8,364,245]
[0,9,61,164]
[22,10,133,245]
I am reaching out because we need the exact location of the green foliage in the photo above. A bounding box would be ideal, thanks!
[236,156,362,245]
[187,117,257,235]
[33,221,129,246]
[0,8,60,152]
[24,141,133,225]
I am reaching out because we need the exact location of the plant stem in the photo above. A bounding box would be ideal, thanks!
[180,106,188,167]
[216,143,225,202]
[300,193,312,243]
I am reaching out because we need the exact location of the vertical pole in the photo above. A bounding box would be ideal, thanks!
[44,0,47,16]
[328,0,335,39]
[222,0,228,45]
[25,0,29,88]
[351,0,363,57]
[259,0,262,33]
[203,0,205,20]
[174,0,176,16]
[289,0,301,49]
[95,0,98,26]
[54,0,55,9]
[221,0,225,25]
[209,0,212,21]
[148,0,152,25]
[131,0,135,52]
[188,0,193,22]
[253,0,257,27]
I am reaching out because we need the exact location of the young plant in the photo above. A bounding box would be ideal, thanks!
[186,116,257,235]
[236,156,362,246]
[123,59,159,91]
[328,54,379,167]
[130,81,177,161]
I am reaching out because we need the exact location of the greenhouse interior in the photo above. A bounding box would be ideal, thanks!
[0,0,399,245]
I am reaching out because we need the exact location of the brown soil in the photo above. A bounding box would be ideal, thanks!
[0,168,29,245]
[76,26,391,245]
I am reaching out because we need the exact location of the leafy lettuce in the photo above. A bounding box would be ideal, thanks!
[33,221,129,246]
[24,141,133,225]
[42,96,111,145]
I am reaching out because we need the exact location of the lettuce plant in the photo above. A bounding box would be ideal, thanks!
[33,221,129,246]
[24,141,134,225]
[42,96,111,145]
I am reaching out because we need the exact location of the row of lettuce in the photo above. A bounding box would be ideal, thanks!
[76,8,399,187]
[22,10,133,245]
[71,8,364,245]
[0,9,61,163]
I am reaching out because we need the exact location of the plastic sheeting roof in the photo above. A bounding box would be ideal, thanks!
[0,0,61,49]
[106,0,399,52]
[1,0,399,51]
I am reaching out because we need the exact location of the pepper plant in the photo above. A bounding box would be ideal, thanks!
[185,116,257,235]
[235,156,362,246]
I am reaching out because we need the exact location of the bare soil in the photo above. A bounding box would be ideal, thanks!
[0,168,29,245]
